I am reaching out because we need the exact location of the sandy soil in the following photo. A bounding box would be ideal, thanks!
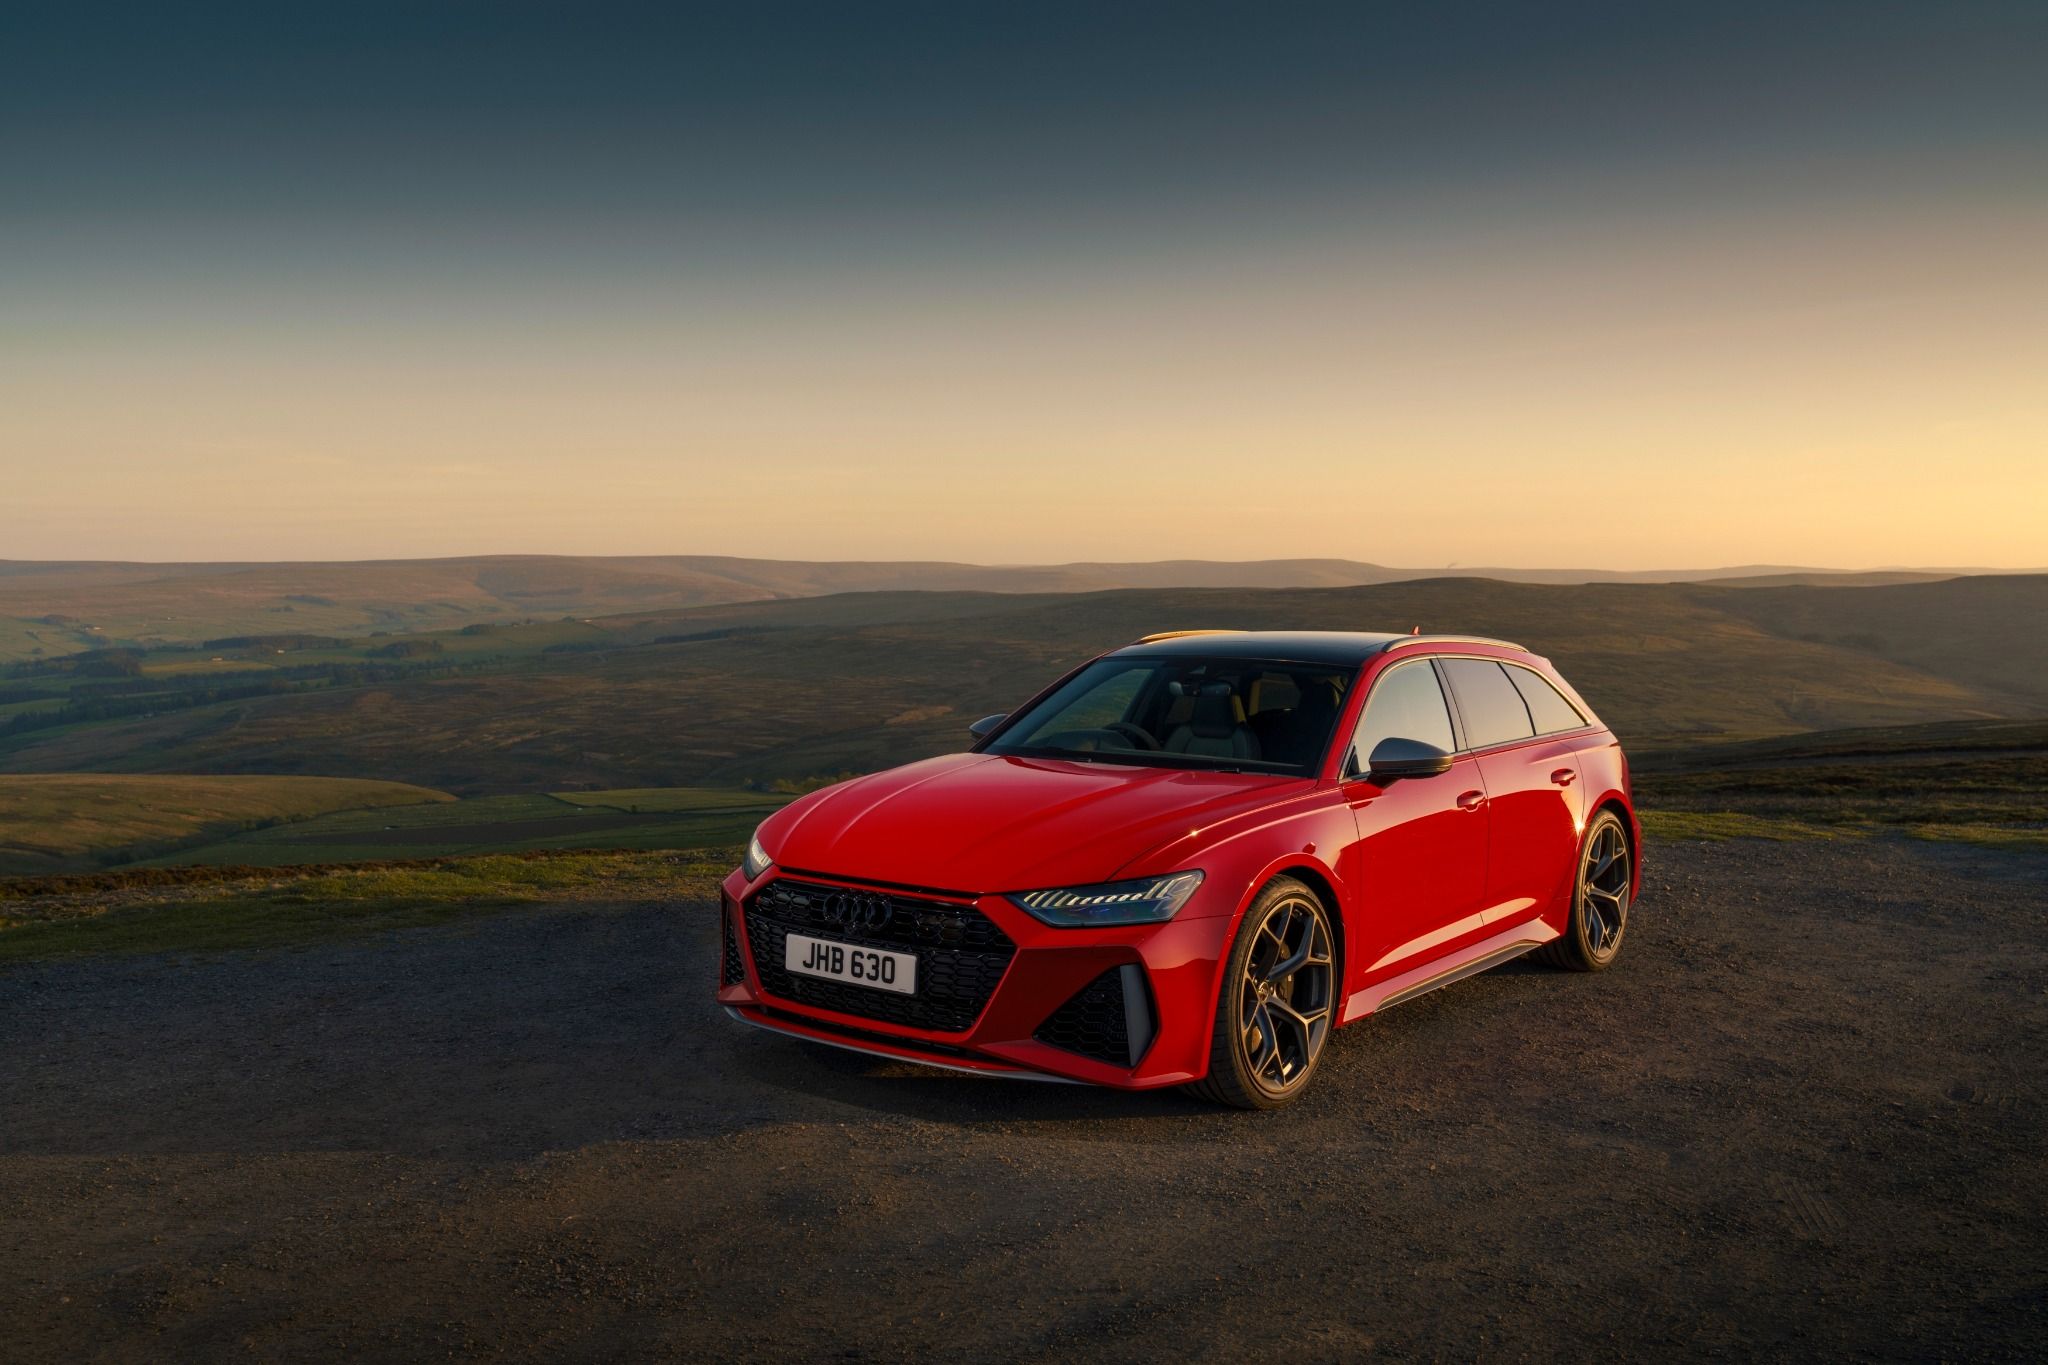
[3,838,2043,1362]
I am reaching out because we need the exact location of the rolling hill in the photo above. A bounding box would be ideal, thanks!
[1700,574,2048,706]
[2,575,2041,795]
[0,555,2005,662]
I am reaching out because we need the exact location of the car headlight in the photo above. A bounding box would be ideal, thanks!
[742,831,773,881]
[1007,871,1204,928]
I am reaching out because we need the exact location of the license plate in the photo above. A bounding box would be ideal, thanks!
[783,933,918,995]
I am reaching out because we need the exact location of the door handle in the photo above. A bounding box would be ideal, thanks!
[1550,768,1576,787]
[1456,790,1486,811]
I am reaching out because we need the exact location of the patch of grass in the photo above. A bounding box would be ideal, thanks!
[0,849,735,962]
[141,658,280,676]
[1904,823,2048,850]
[1640,810,1862,843]
[140,787,789,867]
[1637,758,2048,821]
[550,786,788,813]
[231,793,580,834]
[0,773,455,875]
[1637,722,2048,849]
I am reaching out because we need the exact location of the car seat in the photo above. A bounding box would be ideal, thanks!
[1163,681,1261,760]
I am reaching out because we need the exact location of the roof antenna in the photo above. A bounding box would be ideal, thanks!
[1410,626,1421,635]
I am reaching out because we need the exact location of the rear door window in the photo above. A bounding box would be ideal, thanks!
[1504,664,1587,734]
[1441,658,1536,749]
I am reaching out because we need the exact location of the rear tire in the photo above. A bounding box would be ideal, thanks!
[1185,877,1336,1110]
[1535,808,1632,972]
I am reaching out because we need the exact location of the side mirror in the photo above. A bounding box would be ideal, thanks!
[1364,736,1455,782]
[967,713,1008,740]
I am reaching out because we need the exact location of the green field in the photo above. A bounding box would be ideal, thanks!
[0,849,735,962]
[0,773,453,875]
[1635,719,2048,847]
[128,786,790,867]
[2,571,2044,883]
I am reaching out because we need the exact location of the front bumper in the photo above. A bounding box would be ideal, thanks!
[716,865,1233,1088]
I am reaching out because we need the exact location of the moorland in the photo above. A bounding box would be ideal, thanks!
[2,554,1986,663]
[5,567,2043,795]
[0,559,2043,954]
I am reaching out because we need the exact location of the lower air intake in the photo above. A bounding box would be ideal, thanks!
[720,904,745,986]
[1035,965,1156,1067]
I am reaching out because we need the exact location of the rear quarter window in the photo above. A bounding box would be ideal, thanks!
[1504,664,1588,734]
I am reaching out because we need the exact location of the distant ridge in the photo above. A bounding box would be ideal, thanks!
[4,554,2022,584]
[1691,570,1962,588]
[0,553,2033,661]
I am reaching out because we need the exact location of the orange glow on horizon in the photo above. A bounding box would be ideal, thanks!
[4,198,2044,569]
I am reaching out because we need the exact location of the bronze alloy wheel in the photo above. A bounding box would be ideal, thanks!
[1188,878,1336,1109]
[1537,808,1633,972]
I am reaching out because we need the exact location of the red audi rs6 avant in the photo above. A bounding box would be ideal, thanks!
[718,630,1640,1108]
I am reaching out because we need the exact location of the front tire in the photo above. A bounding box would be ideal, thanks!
[1186,877,1336,1110]
[1535,808,1632,971]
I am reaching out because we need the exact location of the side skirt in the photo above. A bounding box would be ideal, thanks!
[1341,917,1561,1022]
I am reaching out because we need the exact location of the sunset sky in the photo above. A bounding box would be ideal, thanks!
[3,2,2043,569]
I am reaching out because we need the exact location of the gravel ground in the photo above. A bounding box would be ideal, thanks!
[3,837,2044,1362]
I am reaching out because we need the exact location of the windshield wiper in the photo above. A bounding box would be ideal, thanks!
[1002,746,1291,776]
[1006,745,1116,764]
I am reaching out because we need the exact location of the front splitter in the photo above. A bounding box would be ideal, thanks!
[724,1006,1086,1084]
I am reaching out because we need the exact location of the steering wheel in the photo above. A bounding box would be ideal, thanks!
[1104,721,1161,751]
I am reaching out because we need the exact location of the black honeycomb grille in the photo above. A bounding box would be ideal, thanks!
[720,903,744,986]
[743,878,1016,1033]
[1035,967,1150,1067]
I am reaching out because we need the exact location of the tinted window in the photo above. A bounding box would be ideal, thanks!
[1505,664,1587,734]
[1442,658,1535,749]
[987,656,1349,776]
[1044,663,1149,733]
[1350,661,1455,768]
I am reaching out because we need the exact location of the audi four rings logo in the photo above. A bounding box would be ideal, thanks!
[823,890,893,931]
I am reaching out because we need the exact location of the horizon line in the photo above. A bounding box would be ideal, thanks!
[2,552,2044,577]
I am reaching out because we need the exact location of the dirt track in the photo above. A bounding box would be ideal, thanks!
[3,838,2044,1361]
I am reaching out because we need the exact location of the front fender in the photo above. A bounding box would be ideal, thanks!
[1124,792,1358,1057]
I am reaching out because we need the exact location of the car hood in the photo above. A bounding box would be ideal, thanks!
[759,752,1308,892]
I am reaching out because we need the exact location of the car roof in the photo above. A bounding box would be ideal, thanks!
[1105,630,1528,666]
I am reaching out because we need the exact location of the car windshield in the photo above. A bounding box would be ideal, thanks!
[984,656,1353,776]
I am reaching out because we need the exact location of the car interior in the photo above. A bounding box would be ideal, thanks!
[997,660,1351,773]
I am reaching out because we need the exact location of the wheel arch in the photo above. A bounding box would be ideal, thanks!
[1187,861,1346,1107]
[1266,861,1345,1004]
[1588,794,1641,894]
[1198,854,1348,1055]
